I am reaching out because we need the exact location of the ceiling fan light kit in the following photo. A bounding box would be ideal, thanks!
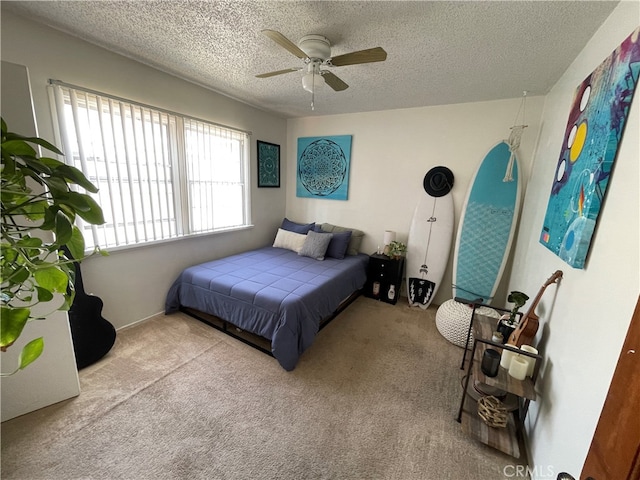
[302,61,325,93]
[258,29,387,110]
[302,73,325,93]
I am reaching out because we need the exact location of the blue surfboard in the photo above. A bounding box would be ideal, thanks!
[452,141,521,304]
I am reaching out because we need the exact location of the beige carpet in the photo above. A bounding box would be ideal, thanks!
[1,297,526,479]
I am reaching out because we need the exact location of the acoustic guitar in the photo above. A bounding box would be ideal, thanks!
[507,270,563,347]
[62,247,116,369]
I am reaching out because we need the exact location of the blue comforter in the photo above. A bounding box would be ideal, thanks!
[165,246,368,370]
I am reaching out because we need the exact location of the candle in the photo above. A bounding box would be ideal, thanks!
[500,343,518,369]
[520,345,538,377]
[508,356,528,380]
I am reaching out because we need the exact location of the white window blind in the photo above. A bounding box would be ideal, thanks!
[49,82,250,251]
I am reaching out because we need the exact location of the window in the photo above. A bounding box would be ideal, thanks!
[49,82,251,251]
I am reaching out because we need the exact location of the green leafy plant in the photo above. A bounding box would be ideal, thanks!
[506,290,529,326]
[1,117,105,375]
[387,240,407,258]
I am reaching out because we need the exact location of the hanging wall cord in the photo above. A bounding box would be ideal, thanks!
[504,91,528,182]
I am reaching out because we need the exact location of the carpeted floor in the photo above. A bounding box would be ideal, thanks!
[1,296,527,479]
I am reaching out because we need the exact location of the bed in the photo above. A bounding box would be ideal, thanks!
[165,221,369,371]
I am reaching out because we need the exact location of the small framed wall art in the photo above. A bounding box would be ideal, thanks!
[257,140,280,188]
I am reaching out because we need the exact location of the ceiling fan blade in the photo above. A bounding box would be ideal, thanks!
[261,29,307,59]
[322,71,349,91]
[330,47,387,67]
[256,67,302,78]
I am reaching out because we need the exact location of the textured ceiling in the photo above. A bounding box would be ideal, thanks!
[4,1,619,118]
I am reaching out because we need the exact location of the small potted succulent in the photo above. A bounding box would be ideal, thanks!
[386,241,407,259]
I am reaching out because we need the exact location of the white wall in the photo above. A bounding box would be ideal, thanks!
[1,11,288,329]
[287,97,545,307]
[507,3,639,478]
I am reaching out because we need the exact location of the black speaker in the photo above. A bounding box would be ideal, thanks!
[481,349,501,377]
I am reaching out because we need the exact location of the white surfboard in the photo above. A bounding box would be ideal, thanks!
[406,168,455,309]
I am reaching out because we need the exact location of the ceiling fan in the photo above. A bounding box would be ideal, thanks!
[256,30,387,107]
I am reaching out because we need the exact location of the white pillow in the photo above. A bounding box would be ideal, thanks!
[273,228,307,253]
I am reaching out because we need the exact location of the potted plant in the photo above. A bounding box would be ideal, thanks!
[496,290,529,342]
[1,118,105,375]
[387,240,407,259]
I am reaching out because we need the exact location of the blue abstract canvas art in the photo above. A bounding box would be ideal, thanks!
[540,27,640,269]
[297,135,352,200]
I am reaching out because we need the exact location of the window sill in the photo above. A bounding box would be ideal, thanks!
[85,224,255,256]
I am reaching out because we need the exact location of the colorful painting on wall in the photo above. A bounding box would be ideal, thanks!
[540,27,640,269]
[296,135,352,200]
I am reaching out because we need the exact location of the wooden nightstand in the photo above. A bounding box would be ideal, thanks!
[363,253,404,305]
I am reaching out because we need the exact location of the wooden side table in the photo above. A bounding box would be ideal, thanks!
[363,253,404,305]
[457,312,542,458]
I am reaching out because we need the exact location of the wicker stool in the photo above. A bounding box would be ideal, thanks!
[435,299,499,348]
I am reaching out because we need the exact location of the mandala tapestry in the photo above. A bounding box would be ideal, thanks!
[296,135,352,200]
[540,27,640,269]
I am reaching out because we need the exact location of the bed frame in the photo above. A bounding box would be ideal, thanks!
[181,289,362,358]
